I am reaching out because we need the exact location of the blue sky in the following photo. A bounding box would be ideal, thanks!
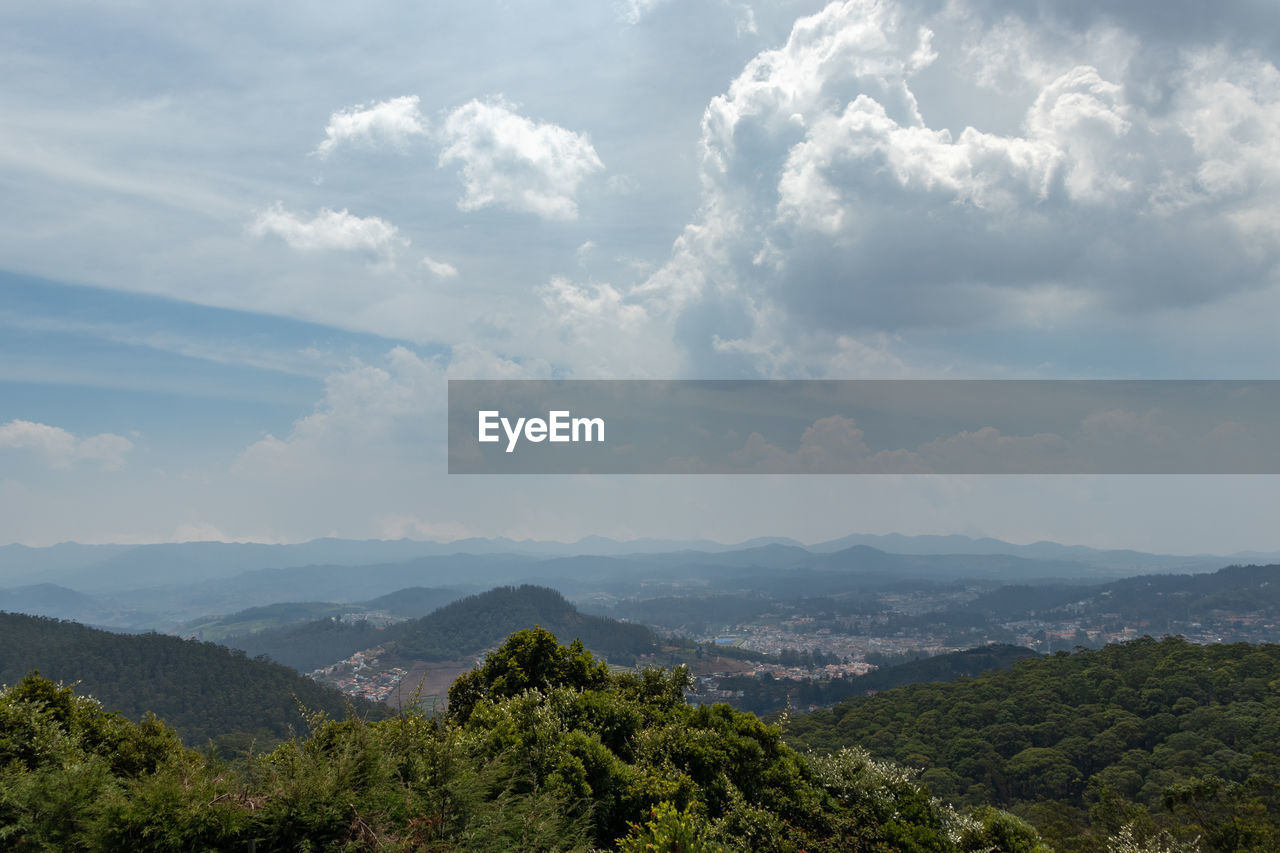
[3,0,1280,550]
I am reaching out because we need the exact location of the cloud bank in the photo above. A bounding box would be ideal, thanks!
[629,0,1280,375]
[0,420,133,471]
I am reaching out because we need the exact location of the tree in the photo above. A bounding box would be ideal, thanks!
[447,627,610,722]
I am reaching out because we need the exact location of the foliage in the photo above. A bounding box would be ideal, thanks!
[617,801,729,852]
[447,626,610,722]
[785,636,1280,852]
[0,630,1050,852]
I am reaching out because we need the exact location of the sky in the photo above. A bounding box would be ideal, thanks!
[3,0,1280,552]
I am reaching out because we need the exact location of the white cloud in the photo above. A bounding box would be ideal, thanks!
[313,95,429,158]
[0,420,133,471]
[437,98,604,220]
[249,203,407,266]
[234,347,442,479]
[420,254,458,278]
[533,276,684,376]
[233,344,536,480]
[633,0,1280,376]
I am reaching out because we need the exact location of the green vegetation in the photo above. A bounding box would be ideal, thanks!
[785,636,1280,851]
[0,612,385,747]
[0,628,1048,852]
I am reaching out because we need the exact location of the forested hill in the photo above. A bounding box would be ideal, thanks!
[225,585,659,671]
[0,611,386,746]
[390,585,657,663]
[784,636,1280,851]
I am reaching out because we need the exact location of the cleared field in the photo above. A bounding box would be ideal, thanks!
[383,660,473,712]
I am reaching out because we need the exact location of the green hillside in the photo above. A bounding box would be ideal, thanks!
[0,611,386,747]
[785,636,1280,851]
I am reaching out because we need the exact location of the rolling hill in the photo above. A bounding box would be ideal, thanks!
[0,611,387,746]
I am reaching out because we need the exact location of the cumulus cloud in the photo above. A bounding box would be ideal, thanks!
[0,420,133,471]
[233,344,537,480]
[633,0,1280,375]
[313,95,429,158]
[437,99,604,220]
[532,276,686,376]
[249,203,407,266]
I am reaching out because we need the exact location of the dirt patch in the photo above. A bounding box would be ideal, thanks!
[383,660,474,712]
[684,656,759,677]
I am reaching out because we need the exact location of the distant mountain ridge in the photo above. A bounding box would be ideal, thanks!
[3,534,1272,637]
[3,532,1265,591]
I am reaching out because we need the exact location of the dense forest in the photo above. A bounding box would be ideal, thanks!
[225,585,661,671]
[0,612,385,747]
[0,628,1052,852]
[785,636,1280,851]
